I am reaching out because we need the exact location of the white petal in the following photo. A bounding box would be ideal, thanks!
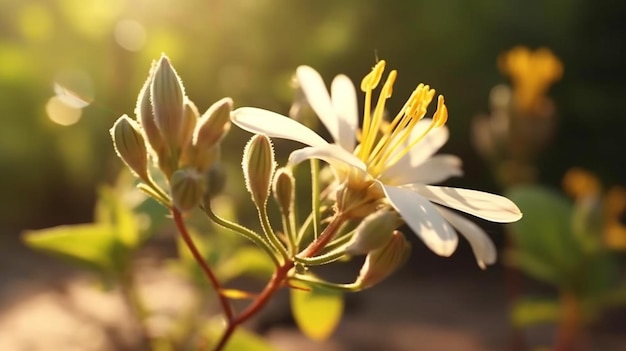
[407,120,450,165]
[410,184,523,223]
[289,144,367,173]
[385,154,463,185]
[296,66,340,143]
[436,206,497,269]
[331,74,359,152]
[232,107,329,148]
[382,185,458,257]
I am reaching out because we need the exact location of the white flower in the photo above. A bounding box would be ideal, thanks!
[232,61,522,268]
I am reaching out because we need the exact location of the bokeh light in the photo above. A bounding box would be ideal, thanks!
[114,19,147,52]
[46,96,82,126]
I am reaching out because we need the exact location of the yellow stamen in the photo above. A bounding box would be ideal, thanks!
[359,70,397,160]
[360,60,387,92]
[353,61,448,180]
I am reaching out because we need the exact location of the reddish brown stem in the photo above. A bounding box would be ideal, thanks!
[554,292,582,351]
[212,214,347,351]
[173,208,234,322]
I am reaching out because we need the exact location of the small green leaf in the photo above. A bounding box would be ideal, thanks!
[23,224,124,272]
[95,185,141,248]
[217,247,275,282]
[204,320,278,351]
[506,185,582,282]
[511,298,561,327]
[290,282,344,341]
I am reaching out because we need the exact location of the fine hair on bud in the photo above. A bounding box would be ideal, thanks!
[170,167,206,212]
[272,167,295,216]
[151,54,187,150]
[110,115,149,182]
[193,97,233,150]
[135,60,166,160]
[242,134,276,208]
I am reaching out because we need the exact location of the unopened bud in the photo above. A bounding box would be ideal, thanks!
[272,167,295,216]
[203,162,227,203]
[181,98,199,151]
[136,61,165,158]
[151,55,186,149]
[355,231,411,289]
[242,134,276,208]
[170,168,206,211]
[345,210,401,255]
[110,115,149,181]
[194,97,232,149]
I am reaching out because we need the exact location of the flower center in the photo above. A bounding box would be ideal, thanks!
[356,60,448,179]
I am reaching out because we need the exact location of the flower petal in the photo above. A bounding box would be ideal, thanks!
[407,121,449,165]
[296,66,340,143]
[232,107,329,148]
[436,206,497,269]
[384,154,463,185]
[289,144,367,173]
[331,74,358,152]
[410,184,523,223]
[382,184,458,257]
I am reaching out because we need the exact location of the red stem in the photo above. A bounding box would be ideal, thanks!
[212,214,347,351]
[173,208,234,322]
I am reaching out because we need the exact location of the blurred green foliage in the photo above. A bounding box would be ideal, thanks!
[506,184,626,328]
[2,0,625,233]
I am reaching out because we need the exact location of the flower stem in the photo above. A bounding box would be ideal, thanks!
[212,213,347,351]
[172,208,234,322]
[203,202,280,267]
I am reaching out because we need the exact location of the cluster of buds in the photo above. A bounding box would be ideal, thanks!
[111,55,232,211]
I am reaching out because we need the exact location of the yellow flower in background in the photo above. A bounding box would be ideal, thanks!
[562,167,626,251]
[498,46,563,114]
[604,187,626,250]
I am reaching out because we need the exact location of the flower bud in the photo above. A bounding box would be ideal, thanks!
[344,209,401,256]
[151,55,186,150]
[110,115,149,181]
[181,98,199,152]
[355,231,411,289]
[135,61,165,159]
[203,162,227,203]
[242,134,276,208]
[170,168,206,211]
[193,97,232,149]
[272,167,295,216]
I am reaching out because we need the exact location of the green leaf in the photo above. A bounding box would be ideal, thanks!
[511,298,561,327]
[217,247,275,282]
[95,185,141,248]
[506,185,582,284]
[290,283,344,341]
[204,320,278,351]
[23,224,125,272]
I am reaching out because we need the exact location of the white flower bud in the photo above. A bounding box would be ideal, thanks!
[355,231,411,289]
[345,209,401,255]
[170,168,206,212]
[110,115,149,181]
[242,134,276,208]
[151,55,186,150]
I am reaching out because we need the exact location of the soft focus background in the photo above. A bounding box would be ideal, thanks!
[1,0,625,350]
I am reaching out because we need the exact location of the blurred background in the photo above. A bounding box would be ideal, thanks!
[1,0,625,350]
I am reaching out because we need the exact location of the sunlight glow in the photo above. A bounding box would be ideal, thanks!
[114,19,147,52]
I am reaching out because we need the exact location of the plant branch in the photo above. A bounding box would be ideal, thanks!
[172,208,234,322]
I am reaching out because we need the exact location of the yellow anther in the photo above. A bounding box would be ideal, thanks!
[433,95,448,127]
[381,70,397,99]
[360,60,387,92]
